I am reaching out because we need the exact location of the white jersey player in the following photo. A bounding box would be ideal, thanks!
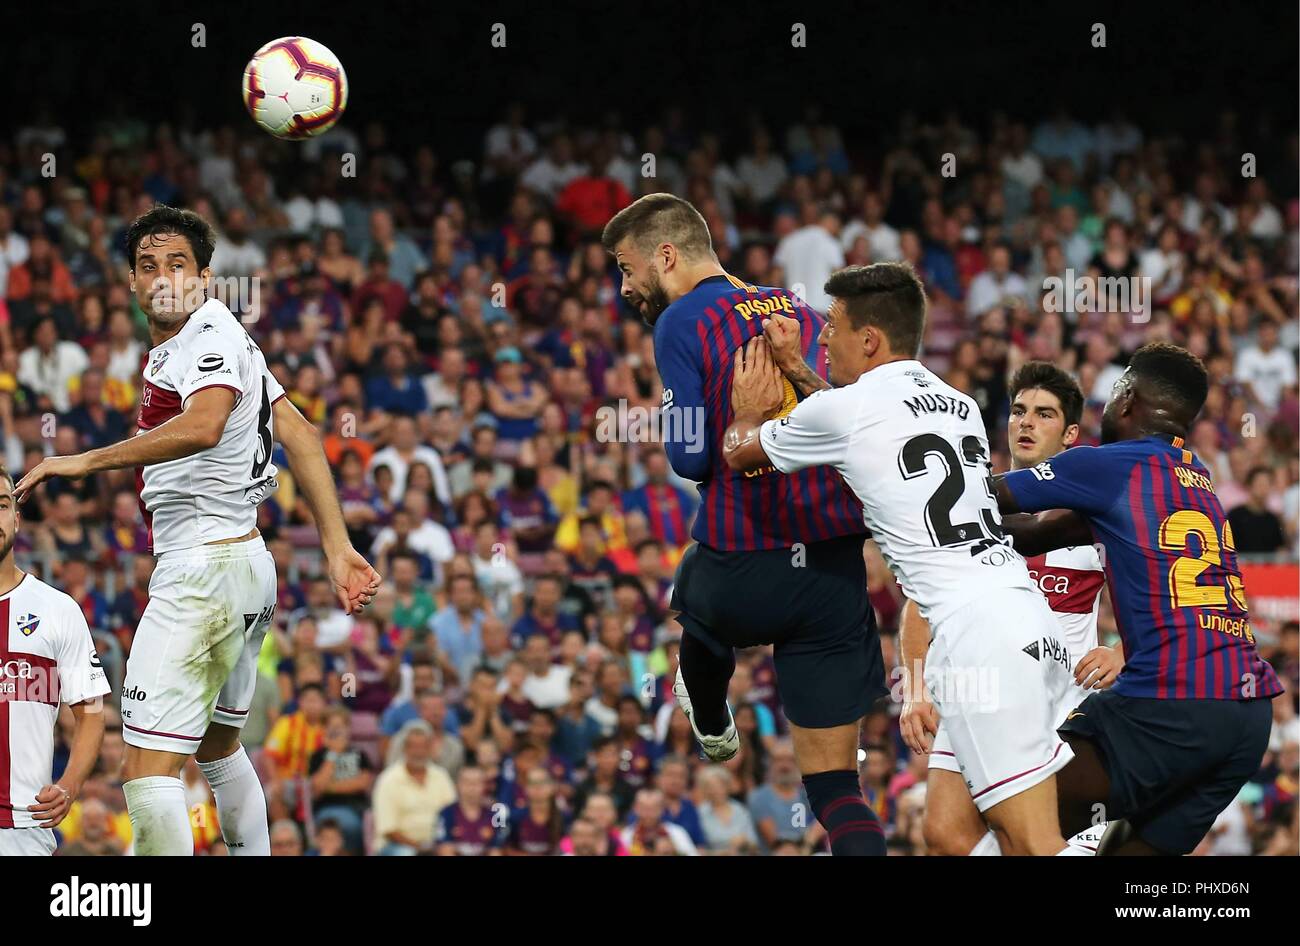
[0,472,108,856]
[15,206,381,857]
[724,263,1085,856]
[901,361,1124,856]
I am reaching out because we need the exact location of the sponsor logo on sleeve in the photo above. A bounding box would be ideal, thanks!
[197,353,225,373]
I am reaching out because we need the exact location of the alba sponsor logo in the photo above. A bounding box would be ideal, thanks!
[49,877,152,927]
[1041,636,1072,669]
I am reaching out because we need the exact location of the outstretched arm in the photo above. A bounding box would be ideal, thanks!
[14,387,236,501]
[999,509,1093,558]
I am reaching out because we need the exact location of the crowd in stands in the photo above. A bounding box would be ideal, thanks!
[2,101,1295,854]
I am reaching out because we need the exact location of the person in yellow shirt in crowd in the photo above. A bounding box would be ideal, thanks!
[553,481,627,554]
[373,720,457,855]
[265,683,328,822]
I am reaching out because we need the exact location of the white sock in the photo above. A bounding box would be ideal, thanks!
[124,776,195,856]
[198,746,271,856]
[970,831,1002,856]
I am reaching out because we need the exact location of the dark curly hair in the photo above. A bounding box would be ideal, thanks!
[125,204,216,271]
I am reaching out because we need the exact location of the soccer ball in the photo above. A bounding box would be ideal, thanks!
[242,36,348,140]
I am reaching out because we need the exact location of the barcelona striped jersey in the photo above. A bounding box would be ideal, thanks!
[652,274,867,552]
[1002,435,1283,701]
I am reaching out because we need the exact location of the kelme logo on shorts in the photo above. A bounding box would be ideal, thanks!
[1022,640,1040,661]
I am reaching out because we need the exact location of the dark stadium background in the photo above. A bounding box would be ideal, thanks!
[3,0,1296,147]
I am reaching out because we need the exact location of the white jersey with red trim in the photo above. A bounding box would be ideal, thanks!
[136,298,285,554]
[0,574,110,829]
[1023,544,1105,666]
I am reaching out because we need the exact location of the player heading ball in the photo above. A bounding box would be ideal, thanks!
[726,261,1085,856]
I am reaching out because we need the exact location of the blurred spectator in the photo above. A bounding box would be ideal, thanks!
[620,787,699,856]
[773,202,844,312]
[747,738,824,854]
[696,765,760,854]
[1228,467,1288,554]
[373,720,457,855]
[435,765,507,856]
[308,706,376,851]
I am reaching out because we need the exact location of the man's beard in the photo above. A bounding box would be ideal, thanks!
[640,274,672,326]
[0,531,15,562]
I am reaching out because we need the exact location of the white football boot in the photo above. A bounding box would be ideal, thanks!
[673,667,741,762]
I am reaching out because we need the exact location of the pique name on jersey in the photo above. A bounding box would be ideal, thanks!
[733,294,797,321]
[902,393,970,421]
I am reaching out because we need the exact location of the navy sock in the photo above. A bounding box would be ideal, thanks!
[802,770,886,856]
[678,631,735,736]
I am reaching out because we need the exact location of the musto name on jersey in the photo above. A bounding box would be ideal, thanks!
[902,393,971,420]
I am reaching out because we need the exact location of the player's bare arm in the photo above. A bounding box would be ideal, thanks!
[30,700,104,829]
[898,599,941,755]
[722,336,784,473]
[763,312,830,397]
[993,477,1093,556]
[272,395,381,614]
[998,509,1093,557]
[13,387,236,502]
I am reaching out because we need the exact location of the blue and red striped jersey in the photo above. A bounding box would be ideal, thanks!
[652,274,867,552]
[621,482,696,547]
[1003,435,1284,701]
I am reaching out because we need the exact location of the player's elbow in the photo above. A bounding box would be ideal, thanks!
[194,421,225,450]
[722,441,767,474]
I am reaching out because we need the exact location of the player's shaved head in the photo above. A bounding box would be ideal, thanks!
[1101,342,1208,443]
[601,193,714,262]
[824,262,928,358]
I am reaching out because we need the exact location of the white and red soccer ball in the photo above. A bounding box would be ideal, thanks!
[242,36,348,140]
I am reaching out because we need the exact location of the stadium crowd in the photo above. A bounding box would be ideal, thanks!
[1,102,1296,855]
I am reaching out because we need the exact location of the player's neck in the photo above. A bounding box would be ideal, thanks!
[1135,423,1186,442]
[665,260,728,304]
[148,313,191,348]
[863,352,915,375]
[0,559,25,596]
